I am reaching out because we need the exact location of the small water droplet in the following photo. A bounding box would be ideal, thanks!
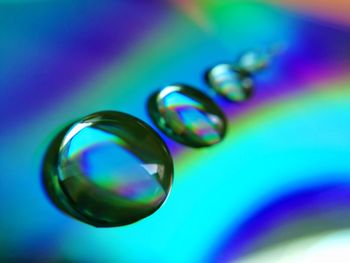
[42,111,173,227]
[148,84,227,148]
[206,64,253,102]
[237,49,270,73]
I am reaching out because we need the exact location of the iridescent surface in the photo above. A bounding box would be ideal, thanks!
[148,85,227,148]
[1,1,350,262]
[42,111,173,227]
[237,50,271,73]
[206,64,253,102]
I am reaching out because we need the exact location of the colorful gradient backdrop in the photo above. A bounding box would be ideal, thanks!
[1,0,350,262]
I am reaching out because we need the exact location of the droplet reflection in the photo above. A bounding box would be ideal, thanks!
[148,84,227,148]
[42,111,173,227]
[237,49,270,73]
[206,64,253,102]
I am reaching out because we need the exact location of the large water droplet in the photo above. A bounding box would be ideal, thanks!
[206,64,253,102]
[237,49,270,73]
[147,84,227,148]
[42,111,173,227]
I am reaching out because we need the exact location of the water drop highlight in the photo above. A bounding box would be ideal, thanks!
[42,111,173,227]
[206,64,253,102]
[148,84,227,148]
[237,49,270,73]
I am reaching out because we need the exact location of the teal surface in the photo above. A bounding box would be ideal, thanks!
[1,1,350,262]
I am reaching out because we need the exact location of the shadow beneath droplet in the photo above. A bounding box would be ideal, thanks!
[209,178,350,262]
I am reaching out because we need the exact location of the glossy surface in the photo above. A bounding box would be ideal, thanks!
[148,85,227,148]
[237,50,271,73]
[206,64,253,102]
[42,111,173,227]
[1,1,350,262]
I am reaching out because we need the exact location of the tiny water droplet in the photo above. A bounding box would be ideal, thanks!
[206,64,253,102]
[148,84,227,148]
[42,111,173,227]
[237,49,270,73]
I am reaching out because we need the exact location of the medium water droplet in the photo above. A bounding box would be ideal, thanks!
[42,111,173,227]
[148,84,227,148]
[206,64,253,102]
[237,49,270,73]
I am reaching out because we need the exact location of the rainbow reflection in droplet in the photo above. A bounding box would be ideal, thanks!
[148,84,227,148]
[42,111,173,227]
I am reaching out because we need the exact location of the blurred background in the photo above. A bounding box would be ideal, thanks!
[1,0,350,262]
